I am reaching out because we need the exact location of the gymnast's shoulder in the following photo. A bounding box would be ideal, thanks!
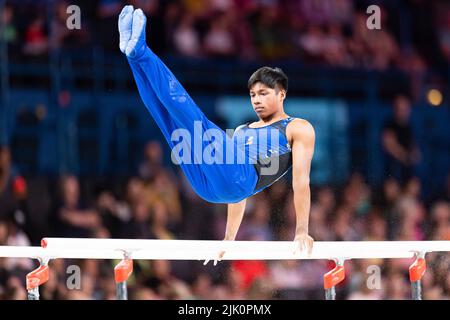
[286,118,315,142]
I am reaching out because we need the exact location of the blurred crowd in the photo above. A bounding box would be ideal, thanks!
[0,133,449,300]
[1,0,449,71]
[0,0,449,301]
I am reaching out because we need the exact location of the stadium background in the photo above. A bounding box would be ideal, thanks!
[0,0,449,299]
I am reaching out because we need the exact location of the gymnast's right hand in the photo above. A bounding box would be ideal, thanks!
[118,5,147,59]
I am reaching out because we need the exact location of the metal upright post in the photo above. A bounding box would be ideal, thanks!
[26,260,50,300]
[324,259,346,300]
[114,255,133,300]
[409,252,426,300]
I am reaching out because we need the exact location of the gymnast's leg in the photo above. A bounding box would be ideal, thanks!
[118,6,257,202]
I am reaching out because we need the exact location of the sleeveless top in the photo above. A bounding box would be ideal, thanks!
[233,117,295,194]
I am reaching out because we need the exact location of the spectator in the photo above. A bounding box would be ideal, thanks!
[120,199,152,239]
[125,177,145,207]
[394,197,426,241]
[229,6,256,60]
[0,5,17,47]
[203,13,236,58]
[143,260,192,299]
[211,265,246,299]
[253,6,289,60]
[383,271,409,300]
[342,172,371,217]
[142,171,182,224]
[149,200,176,240]
[23,17,48,56]
[430,201,450,240]
[269,260,304,293]
[190,272,213,299]
[53,175,101,237]
[3,276,27,300]
[322,23,350,66]
[172,14,201,57]
[247,277,274,299]
[95,189,130,238]
[347,277,383,300]
[331,205,362,241]
[382,95,421,184]
[0,146,12,195]
[364,209,388,241]
[298,25,325,63]
[138,141,164,181]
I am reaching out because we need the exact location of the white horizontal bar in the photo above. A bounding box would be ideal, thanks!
[0,246,132,260]
[0,246,45,259]
[31,239,450,260]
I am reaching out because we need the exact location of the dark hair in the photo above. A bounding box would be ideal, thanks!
[247,67,288,92]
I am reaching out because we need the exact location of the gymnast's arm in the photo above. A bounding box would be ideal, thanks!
[224,199,247,241]
[289,119,315,254]
[222,124,250,241]
[202,199,246,265]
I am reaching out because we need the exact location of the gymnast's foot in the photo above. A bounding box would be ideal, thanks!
[118,6,147,59]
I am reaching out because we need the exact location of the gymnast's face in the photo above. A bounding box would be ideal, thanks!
[249,82,286,119]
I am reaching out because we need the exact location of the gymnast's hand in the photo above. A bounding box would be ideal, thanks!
[203,250,225,266]
[294,233,314,256]
[118,5,147,59]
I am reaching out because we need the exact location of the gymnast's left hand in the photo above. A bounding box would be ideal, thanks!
[203,250,225,266]
[294,233,314,256]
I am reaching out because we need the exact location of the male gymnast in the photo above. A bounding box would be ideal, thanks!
[118,6,315,259]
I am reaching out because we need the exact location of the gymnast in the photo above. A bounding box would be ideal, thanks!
[118,6,315,262]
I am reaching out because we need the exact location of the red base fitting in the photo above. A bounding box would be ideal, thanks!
[41,238,48,248]
[324,263,345,290]
[26,265,50,291]
[409,257,426,282]
[114,258,133,283]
